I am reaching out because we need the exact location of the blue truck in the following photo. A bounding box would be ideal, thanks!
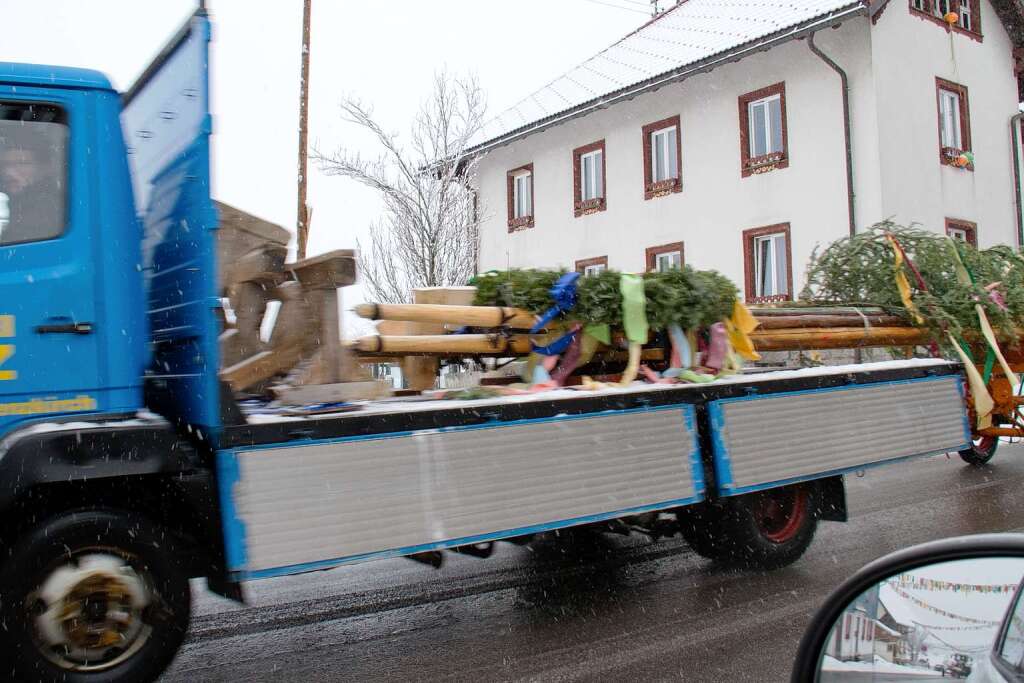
[0,9,979,681]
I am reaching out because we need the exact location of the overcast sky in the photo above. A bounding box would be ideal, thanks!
[0,0,648,322]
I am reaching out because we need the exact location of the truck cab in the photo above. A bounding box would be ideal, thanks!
[0,65,148,435]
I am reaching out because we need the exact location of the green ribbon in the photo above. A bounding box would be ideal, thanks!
[619,274,648,344]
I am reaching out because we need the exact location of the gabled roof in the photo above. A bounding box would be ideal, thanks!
[471,0,1024,155]
[471,0,868,153]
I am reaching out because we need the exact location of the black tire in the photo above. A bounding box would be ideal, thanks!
[959,434,998,466]
[0,510,192,683]
[678,483,818,570]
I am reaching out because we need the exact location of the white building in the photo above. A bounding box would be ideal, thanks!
[469,0,1024,303]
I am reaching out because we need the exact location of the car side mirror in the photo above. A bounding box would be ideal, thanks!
[791,534,1024,682]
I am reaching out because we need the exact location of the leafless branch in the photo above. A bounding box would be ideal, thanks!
[312,70,487,304]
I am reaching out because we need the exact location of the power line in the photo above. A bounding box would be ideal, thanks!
[578,0,651,16]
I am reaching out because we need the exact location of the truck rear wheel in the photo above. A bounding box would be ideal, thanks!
[0,510,191,683]
[959,434,998,466]
[677,483,818,569]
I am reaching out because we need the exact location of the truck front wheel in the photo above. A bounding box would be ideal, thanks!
[0,510,191,683]
[677,483,818,570]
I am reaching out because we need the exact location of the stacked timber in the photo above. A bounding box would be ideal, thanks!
[352,302,929,357]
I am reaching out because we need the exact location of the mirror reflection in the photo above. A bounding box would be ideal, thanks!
[819,558,1024,681]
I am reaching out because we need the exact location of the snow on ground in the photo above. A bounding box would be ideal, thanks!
[822,655,940,676]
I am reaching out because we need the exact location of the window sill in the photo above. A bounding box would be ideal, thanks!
[940,147,974,171]
[644,178,681,200]
[574,197,606,217]
[909,7,982,41]
[747,294,792,304]
[507,216,535,232]
[742,153,789,178]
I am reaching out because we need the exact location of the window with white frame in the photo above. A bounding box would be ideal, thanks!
[748,94,784,159]
[946,219,977,246]
[655,250,682,272]
[958,0,973,30]
[752,231,789,299]
[577,256,608,276]
[911,0,925,10]
[650,126,678,184]
[948,226,969,241]
[513,170,532,219]
[580,149,604,201]
[939,88,963,150]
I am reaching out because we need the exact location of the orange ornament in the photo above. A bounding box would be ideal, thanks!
[944,11,959,24]
[956,154,970,167]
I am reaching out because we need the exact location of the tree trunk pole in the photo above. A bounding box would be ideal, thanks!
[296,0,312,260]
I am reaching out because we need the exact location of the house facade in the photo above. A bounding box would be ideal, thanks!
[469,0,1024,303]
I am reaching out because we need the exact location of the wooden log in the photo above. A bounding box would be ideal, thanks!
[404,288,478,390]
[754,314,907,330]
[355,302,538,330]
[750,326,929,351]
[352,334,533,356]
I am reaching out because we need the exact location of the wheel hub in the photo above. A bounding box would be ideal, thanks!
[754,489,808,543]
[34,553,151,670]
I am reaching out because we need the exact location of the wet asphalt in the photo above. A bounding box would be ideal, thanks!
[163,446,1024,682]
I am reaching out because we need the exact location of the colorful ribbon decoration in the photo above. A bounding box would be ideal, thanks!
[725,300,761,362]
[885,233,925,325]
[529,272,580,356]
[617,274,647,386]
[892,575,1020,594]
[887,582,1002,625]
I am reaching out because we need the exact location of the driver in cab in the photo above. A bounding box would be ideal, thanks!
[0,139,63,245]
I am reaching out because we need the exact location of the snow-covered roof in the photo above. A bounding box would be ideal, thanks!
[471,0,868,153]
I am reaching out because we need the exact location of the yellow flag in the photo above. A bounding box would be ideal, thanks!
[726,300,761,361]
[886,234,925,325]
[948,332,994,430]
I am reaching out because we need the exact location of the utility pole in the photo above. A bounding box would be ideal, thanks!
[296,0,312,260]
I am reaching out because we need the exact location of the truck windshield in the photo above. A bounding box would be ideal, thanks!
[0,103,67,246]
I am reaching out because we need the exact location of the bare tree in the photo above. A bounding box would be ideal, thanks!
[313,71,486,304]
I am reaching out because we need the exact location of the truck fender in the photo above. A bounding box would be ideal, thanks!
[0,418,199,512]
[813,475,847,522]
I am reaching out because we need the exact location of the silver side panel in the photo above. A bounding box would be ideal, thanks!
[710,376,970,496]
[224,406,701,576]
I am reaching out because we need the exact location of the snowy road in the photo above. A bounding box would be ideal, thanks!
[163,446,1024,682]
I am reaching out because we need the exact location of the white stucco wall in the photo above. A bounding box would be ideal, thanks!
[870,0,1021,247]
[474,20,872,299]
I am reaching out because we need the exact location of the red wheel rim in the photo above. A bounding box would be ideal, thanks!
[974,435,996,454]
[754,488,809,543]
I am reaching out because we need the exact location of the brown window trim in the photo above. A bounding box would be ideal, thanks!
[742,223,793,304]
[506,163,535,232]
[738,82,789,178]
[946,218,978,246]
[936,78,973,171]
[645,242,685,272]
[573,140,607,217]
[575,255,608,274]
[908,0,983,42]
[641,115,682,200]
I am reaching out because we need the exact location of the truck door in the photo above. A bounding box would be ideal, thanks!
[0,95,102,428]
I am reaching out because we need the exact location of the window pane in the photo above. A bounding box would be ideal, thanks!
[651,131,663,182]
[773,234,788,296]
[658,133,668,181]
[940,91,962,149]
[0,103,69,245]
[582,155,592,200]
[756,237,772,296]
[667,128,678,180]
[769,97,783,154]
[999,585,1024,670]
[523,176,532,216]
[750,102,767,158]
[594,150,604,198]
